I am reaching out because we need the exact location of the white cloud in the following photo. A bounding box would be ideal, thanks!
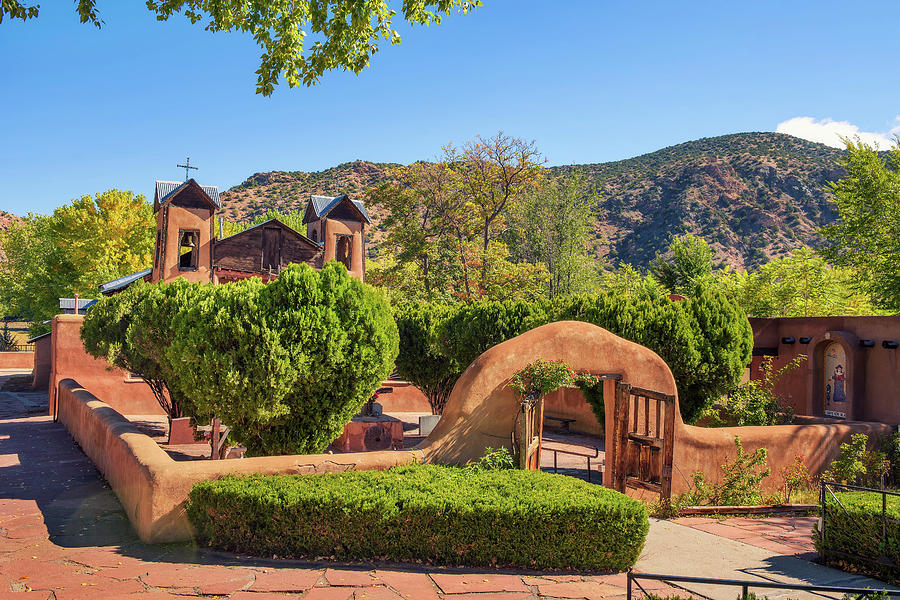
[775,116,900,149]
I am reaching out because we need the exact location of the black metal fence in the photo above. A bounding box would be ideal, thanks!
[820,480,900,576]
[2,344,34,353]
[627,571,897,600]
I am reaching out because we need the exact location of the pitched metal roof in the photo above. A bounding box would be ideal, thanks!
[98,268,152,295]
[155,179,221,208]
[305,194,371,224]
[26,332,51,343]
[58,298,98,311]
[216,218,319,248]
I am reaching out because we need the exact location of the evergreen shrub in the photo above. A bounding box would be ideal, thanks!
[435,282,752,423]
[82,262,398,456]
[187,464,649,570]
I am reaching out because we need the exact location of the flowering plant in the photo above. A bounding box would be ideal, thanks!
[509,359,576,399]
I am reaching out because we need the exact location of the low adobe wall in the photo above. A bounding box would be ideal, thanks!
[56,378,422,543]
[377,380,431,413]
[418,321,895,496]
[0,351,34,370]
[32,335,51,390]
[544,386,605,437]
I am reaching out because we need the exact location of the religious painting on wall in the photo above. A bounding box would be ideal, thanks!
[823,342,849,419]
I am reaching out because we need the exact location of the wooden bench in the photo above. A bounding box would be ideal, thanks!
[545,415,576,433]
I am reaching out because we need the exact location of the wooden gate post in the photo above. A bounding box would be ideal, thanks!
[660,395,676,501]
[613,381,631,493]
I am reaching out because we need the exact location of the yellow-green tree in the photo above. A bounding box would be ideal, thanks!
[820,139,900,313]
[0,189,154,333]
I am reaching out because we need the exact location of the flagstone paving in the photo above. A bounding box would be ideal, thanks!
[0,375,884,599]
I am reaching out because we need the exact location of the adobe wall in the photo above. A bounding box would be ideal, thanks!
[0,351,34,370]
[49,315,163,417]
[55,378,421,543]
[544,386,608,437]
[322,219,365,281]
[378,380,431,413]
[750,316,900,424]
[32,335,50,390]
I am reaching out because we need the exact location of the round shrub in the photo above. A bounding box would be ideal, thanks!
[166,262,399,456]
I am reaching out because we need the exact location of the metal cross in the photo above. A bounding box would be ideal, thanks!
[177,157,198,181]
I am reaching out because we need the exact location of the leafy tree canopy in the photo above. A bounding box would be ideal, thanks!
[820,138,900,313]
[2,0,480,96]
[0,189,154,334]
[719,247,882,317]
[651,234,714,295]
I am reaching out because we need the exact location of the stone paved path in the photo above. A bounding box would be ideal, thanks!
[671,516,817,559]
[0,375,889,600]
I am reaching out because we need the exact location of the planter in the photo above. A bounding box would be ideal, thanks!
[419,414,441,436]
[679,504,817,516]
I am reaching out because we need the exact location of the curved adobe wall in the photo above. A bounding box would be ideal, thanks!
[417,321,678,485]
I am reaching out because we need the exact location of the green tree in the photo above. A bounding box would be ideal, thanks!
[720,248,881,317]
[448,133,544,292]
[2,0,479,96]
[0,189,155,334]
[506,171,601,297]
[367,162,465,300]
[820,139,900,312]
[81,280,192,419]
[393,304,461,414]
[651,234,714,295]
[166,262,398,456]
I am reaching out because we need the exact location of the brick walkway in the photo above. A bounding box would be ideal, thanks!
[0,378,818,600]
[671,516,818,558]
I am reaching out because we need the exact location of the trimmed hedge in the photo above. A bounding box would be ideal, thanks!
[816,490,900,583]
[187,464,649,570]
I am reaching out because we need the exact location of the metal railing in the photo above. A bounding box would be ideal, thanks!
[627,571,898,600]
[1,344,34,353]
[821,480,900,573]
[543,443,602,484]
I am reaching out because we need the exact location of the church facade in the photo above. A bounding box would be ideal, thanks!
[101,178,369,295]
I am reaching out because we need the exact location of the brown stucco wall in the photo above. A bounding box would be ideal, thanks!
[750,316,900,424]
[32,335,51,390]
[378,380,431,413]
[151,202,215,285]
[544,386,608,437]
[417,321,679,485]
[48,315,163,417]
[417,321,895,497]
[321,218,365,281]
[0,351,34,370]
[56,378,421,543]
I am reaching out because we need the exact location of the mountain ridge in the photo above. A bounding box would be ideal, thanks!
[218,132,849,270]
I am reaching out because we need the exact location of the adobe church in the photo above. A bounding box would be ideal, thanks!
[100,178,370,294]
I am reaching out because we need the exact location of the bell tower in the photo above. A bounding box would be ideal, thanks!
[150,179,220,284]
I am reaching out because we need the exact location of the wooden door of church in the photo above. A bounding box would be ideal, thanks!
[262,227,282,271]
[611,382,676,500]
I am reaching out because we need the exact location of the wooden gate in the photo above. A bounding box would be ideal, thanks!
[611,382,676,500]
[516,391,544,470]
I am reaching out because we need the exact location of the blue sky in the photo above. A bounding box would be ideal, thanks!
[2,0,899,216]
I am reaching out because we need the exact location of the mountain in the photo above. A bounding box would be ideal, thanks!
[219,132,848,270]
